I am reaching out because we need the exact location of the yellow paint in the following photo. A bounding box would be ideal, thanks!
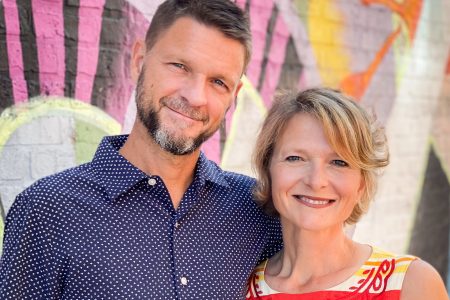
[308,0,350,86]
[392,14,410,86]
[0,97,121,154]
[221,76,267,168]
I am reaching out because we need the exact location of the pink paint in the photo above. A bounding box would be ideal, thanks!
[246,0,274,88]
[75,0,106,102]
[3,0,28,102]
[260,15,289,107]
[234,0,246,10]
[32,0,65,97]
[201,130,221,164]
[104,2,150,123]
[298,72,307,90]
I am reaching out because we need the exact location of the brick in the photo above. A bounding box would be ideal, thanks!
[0,146,30,180]
[31,149,58,180]
[15,116,65,145]
[56,154,76,171]
[0,184,28,214]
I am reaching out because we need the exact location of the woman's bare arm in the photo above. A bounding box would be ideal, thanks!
[401,259,448,300]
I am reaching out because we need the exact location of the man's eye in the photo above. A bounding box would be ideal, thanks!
[332,159,348,167]
[213,79,226,88]
[171,63,186,70]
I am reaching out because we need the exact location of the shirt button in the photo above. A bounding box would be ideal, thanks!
[180,276,188,286]
[148,178,157,186]
[175,222,180,228]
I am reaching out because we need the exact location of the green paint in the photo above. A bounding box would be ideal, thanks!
[221,76,266,170]
[0,97,121,155]
[75,120,112,165]
[293,0,310,30]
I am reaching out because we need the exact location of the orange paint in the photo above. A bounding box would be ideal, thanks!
[340,27,401,100]
[361,0,423,41]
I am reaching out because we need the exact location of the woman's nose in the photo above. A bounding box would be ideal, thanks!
[304,164,329,190]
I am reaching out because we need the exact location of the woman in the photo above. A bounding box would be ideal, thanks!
[247,88,448,299]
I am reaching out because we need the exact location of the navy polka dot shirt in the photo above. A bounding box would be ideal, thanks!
[0,135,282,299]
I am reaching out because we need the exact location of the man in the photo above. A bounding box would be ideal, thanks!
[0,0,282,299]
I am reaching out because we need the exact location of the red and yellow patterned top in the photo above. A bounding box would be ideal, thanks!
[247,247,417,299]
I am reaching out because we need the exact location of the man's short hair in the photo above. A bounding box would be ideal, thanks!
[145,0,252,71]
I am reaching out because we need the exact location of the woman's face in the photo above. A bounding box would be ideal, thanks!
[269,113,364,231]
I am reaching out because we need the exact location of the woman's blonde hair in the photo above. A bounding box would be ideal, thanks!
[253,88,389,225]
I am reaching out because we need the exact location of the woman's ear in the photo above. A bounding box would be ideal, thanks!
[357,175,366,199]
[131,40,146,83]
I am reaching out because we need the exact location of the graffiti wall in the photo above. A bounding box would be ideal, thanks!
[1,0,449,285]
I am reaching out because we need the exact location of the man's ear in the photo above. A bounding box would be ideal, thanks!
[131,40,146,83]
[234,80,244,100]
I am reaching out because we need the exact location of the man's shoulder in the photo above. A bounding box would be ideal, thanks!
[6,163,98,225]
[221,169,256,189]
[18,162,97,205]
[200,153,256,190]
[222,170,256,186]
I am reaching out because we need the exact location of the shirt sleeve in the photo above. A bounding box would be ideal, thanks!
[259,216,283,262]
[0,190,63,299]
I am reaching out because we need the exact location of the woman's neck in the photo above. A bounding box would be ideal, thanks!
[266,222,371,293]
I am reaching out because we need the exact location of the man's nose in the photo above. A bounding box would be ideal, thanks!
[180,75,208,107]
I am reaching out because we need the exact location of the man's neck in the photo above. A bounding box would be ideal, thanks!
[119,125,200,209]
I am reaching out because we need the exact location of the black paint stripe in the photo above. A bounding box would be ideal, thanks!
[18,0,40,98]
[257,4,278,92]
[276,36,303,92]
[91,0,124,109]
[63,0,80,98]
[408,146,449,281]
[0,3,14,111]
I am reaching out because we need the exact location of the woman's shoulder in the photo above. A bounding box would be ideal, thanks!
[363,246,417,281]
[368,246,448,299]
[401,259,448,300]
[369,246,416,262]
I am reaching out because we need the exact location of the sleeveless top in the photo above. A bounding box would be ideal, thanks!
[246,247,417,299]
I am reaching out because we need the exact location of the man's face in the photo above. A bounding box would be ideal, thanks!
[134,17,245,155]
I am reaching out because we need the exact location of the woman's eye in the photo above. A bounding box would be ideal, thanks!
[332,159,348,167]
[286,156,302,162]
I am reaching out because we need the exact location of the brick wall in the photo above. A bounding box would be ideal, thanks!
[0,0,449,285]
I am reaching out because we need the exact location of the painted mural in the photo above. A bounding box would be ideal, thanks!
[0,0,449,287]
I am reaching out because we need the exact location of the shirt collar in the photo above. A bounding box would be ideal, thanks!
[91,135,148,201]
[194,152,229,188]
[91,135,230,200]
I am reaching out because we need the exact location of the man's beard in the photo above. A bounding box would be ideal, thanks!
[135,69,217,156]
